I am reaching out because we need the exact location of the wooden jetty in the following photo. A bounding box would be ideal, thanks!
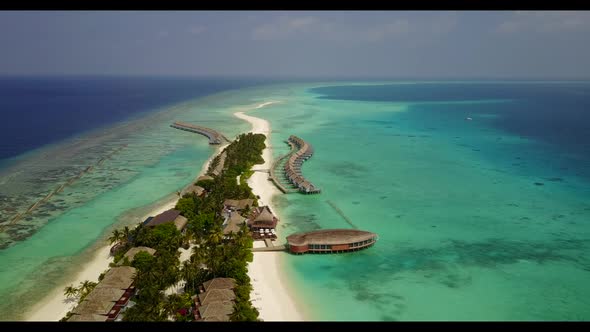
[252,239,287,252]
[170,122,231,145]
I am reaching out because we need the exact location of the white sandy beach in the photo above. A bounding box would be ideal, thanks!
[25,143,228,321]
[234,102,305,321]
[25,102,302,322]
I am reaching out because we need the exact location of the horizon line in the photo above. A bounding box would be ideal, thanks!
[1,74,590,82]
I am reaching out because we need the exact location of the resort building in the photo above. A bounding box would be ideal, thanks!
[182,184,206,197]
[223,212,246,237]
[286,229,377,254]
[193,278,237,322]
[68,266,137,322]
[209,151,227,177]
[144,209,188,232]
[203,278,236,291]
[247,206,278,240]
[223,198,255,212]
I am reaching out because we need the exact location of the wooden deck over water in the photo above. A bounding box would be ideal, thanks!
[251,239,287,252]
[170,122,231,145]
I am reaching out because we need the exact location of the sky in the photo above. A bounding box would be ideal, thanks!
[0,11,589,78]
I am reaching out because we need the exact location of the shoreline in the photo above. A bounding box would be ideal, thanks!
[24,141,228,321]
[234,102,306,321]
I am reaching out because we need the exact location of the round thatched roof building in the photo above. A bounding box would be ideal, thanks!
[286,229,377,254]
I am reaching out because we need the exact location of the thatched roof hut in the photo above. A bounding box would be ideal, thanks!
[145,209,188,231]
[223,212,245,235]
[117,246,156,265]
[67,313,108,322]
[198,301,234,321]
[183,184,205,197]
[72,297,116,316]
[248,206,278,229]
[198,289,236,306]
[202,277,236,291]
[84,287,126,304]
[223,199,254,211]
[95,266,136,291]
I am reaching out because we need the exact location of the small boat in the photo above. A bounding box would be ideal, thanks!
[465,117,473,121]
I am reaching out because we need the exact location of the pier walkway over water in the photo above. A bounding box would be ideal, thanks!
[170,122,231,145]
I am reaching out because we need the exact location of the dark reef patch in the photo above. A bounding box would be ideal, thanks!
[324,161,369,179]
[545,177,564,182]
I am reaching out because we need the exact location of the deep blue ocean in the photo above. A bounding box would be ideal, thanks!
[311,82,590,181]
[0,76,266,161]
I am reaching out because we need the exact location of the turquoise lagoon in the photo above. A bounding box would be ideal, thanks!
[1,81,589,321]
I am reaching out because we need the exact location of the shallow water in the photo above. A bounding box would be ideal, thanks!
[1,80,589,321]
[251,81,590,321]
[0,89,251,320]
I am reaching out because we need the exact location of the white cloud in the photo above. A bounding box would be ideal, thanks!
[156,30,169,38]
[496,11,590,34]
[251,16,317,40]
[188,26,207,35]
[251,13,457,44]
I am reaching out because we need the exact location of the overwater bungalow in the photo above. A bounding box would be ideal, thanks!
[286,229,377,254]
[145,209,188,232]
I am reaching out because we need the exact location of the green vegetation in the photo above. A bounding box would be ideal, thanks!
[62,280,98,301]
[206,154,221,176]
[99,133,266,322]
[175,133,265,321]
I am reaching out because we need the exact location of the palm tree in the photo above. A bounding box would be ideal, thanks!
[78,280,97,298]
[108,229,123,245]
[229,303,247,321]
[63,285,79,298]
[122,226,131,243]
[207,228,224,246]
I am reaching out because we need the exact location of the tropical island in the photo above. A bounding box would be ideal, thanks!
[49,103,376,322]
[61,132,266,322]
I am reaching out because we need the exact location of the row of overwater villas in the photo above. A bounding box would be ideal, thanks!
[284,135,321,194]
